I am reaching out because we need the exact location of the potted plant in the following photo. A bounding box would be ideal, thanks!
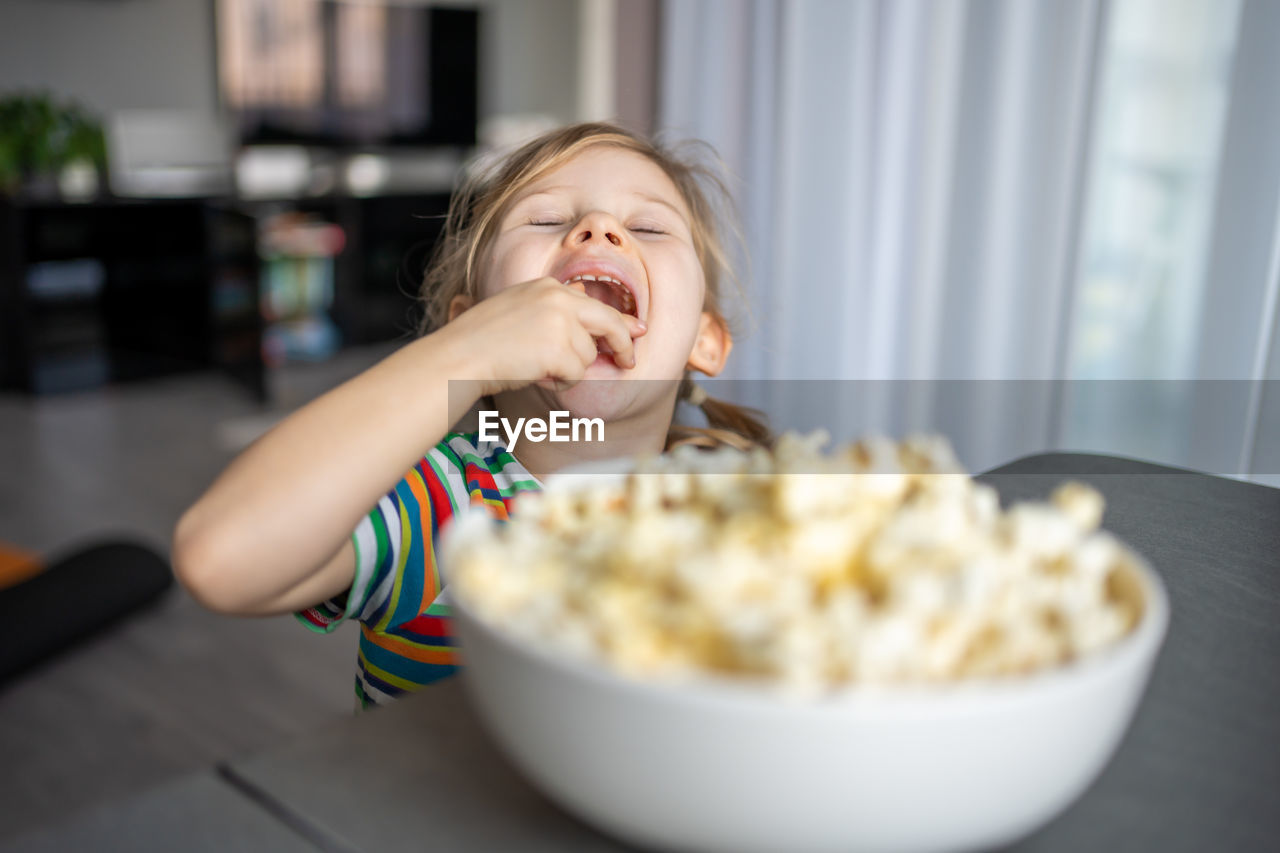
[0,92,108,199]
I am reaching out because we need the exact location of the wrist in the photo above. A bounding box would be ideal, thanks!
[416,325,492,405]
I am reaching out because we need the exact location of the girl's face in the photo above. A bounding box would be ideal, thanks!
[480,145,711,414]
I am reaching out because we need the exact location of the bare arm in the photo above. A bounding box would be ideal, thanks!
[173,330,484,615]
[172,278,644,617]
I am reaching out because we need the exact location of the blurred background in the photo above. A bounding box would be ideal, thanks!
[0,0,1277,841]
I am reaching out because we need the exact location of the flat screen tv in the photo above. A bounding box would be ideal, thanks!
[215,0,478,148]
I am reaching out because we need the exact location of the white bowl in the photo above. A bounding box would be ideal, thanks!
[447,506,1169,853]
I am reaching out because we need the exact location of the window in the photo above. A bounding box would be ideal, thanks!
[1068,0,1242,381]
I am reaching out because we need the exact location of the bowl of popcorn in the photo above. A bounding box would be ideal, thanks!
[444,433,1169,853]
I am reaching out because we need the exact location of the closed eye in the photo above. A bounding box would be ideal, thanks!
[629,225,666,235]
[529,219,565,227]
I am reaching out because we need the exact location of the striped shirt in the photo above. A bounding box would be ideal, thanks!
[295,431,541,709]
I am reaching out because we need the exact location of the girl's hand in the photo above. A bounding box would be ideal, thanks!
[437,277,647,395]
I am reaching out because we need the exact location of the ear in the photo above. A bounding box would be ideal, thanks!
[686,311,733,377]
[448,294,475,323]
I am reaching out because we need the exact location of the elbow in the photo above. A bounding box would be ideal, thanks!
[171,511,253,615]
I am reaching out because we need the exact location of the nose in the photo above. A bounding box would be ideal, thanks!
[566,210,625,248]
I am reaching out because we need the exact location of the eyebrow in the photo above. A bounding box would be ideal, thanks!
[632,192,690,224]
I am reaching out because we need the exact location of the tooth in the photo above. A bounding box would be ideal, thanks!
[580,274,597,282]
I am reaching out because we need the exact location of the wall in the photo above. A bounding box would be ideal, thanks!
[475,0,580,124]
[0,0,584,129]
[0,0,218,115]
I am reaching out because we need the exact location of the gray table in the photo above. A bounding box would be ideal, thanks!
[224,453,1280,852]
[976,454,1280,852]
[0,772,316,853]
[12,453,1279,852]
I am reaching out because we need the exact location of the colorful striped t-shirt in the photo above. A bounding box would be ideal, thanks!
[295,431,541,709]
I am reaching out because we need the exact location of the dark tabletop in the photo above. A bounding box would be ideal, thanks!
[975,453,1280,852]
[225,453,1280,853]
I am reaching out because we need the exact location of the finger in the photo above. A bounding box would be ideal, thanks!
[568,326,598,367]
[555,347,589,386]
[540,339,588,388]
[578,306,636,368]
[557,280,645,332]
[537,375,577,392]
[555,285,641,367]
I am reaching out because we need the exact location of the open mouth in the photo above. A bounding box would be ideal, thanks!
[558,272,642,361]
[564,274,638,318]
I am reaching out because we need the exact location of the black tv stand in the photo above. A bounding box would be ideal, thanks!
[0,197,264,399]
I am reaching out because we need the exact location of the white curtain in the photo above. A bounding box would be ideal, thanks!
[659,0,1280,479]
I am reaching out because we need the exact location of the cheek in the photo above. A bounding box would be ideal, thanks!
[478,255,514,300]
[478,240,545,298]
[644,264,706,359]
[656,259,707,329]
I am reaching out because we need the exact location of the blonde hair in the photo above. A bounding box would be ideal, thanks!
[420,121,770,450]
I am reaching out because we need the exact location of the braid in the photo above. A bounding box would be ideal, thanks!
[665,375,772,452]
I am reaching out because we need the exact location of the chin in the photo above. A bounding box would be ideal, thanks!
[552,375,640,422]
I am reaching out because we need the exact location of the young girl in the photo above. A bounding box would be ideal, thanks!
[174,122,769,709]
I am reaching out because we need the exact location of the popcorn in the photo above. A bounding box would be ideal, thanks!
[450,433,1144,694]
